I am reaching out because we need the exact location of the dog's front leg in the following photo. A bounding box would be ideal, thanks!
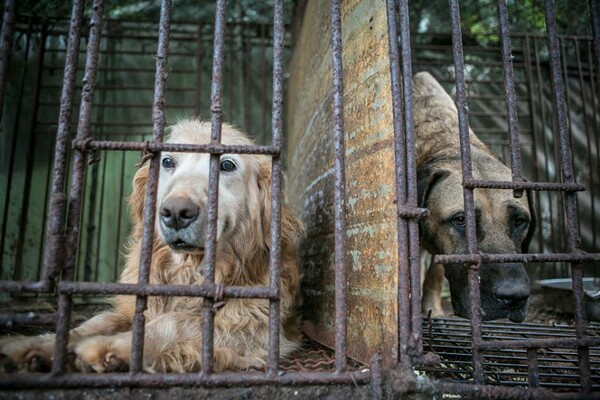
[421,262,446,318]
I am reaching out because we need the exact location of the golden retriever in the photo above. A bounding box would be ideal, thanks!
[0,120,303,373]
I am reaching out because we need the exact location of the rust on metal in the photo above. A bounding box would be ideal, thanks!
[330,0,348,374]
[129,0,173,374]
[52,0,107,374]
[267,0,285,375]
[448,0,485,384]
[0,0,16,125]
[202,0,228,374]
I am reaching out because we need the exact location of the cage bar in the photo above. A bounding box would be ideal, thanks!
[448,0,485,384]
[0,0,15,124]
[544,0,592,394]
[330,0,348,373]
[385,0,410,368]
[129,0,172,374]
[496,0,524,193]
[50,0,106,374]
[201,0,228,374]
[267,0,284,375]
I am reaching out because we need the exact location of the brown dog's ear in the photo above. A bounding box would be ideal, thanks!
[129,165,149,237]
[417,162,450,244]
[522,189,537,253]
[417,162,450,209]
[258,161,304,249]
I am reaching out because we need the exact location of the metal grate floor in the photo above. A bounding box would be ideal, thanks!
[417,316,600,392]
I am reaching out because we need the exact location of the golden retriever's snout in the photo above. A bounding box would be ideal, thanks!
[159,196,205,252]
[160,196,200,230]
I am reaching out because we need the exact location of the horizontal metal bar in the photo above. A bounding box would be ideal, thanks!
[397,206,429,220]
[428,344,599,359]
[41,84,196,92]
[0,280,52,293]
[0,370,371,389]
[440,381,562,400]
[433,252,600,265]
[476,337,600,351]
[58,281,278,299]
[0,312,56,326]
[72,140,281,155]
[40,102,194,110]
[421,355,592,368]
[464,179,586,192]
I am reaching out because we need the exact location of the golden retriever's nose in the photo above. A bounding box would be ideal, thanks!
[160,197,200,230]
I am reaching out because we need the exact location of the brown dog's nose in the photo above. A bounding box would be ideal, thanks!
[160,197,199,230]
[495,283,529,310]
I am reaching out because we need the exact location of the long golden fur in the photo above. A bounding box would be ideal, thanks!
[0,120,303,373]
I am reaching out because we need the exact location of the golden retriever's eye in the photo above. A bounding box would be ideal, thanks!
[220,159,237,172]
[162,156,175,169]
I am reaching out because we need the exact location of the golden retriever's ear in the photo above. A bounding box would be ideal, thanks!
[258,161,304,248]
[129,165,149,235]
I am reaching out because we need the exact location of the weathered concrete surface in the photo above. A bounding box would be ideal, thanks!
[287,0,399,367]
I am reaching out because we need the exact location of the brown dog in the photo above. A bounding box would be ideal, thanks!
[0,120,303,372]
[414,72,536,322]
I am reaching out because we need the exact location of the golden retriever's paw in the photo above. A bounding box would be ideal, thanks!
[213,348,266,372]
[74,336,130,373]
[0,335,55,373]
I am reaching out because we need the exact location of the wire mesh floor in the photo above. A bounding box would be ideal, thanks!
[417,316,600,392]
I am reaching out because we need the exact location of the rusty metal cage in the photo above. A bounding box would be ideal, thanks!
[0,0,599,399]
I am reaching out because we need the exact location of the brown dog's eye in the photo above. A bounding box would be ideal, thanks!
[220,159,237,172]
[162,156,175,169]
[451,213,466,231]
[514,217,529,230]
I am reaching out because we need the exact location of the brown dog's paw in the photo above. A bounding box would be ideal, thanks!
[0,335,55,373]
[74,336,130,373]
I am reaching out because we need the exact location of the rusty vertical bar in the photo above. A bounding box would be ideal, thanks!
[0,0,16,125]
[242,22,250,132]
[370,353,383,400]
[194,22,203,117]
[544,0,591,395]
[261,24,267,138]
[86,28,112,283]
[590,0,600,80]
[53,0,105,374]
[574,38,596,248]
[130,0,172,374]
[202,0,227,374]
[14,19,48,280]
[40,0,84,286]
[533,37,557,273]
[523,34,544,254]
[449,0,484,384]
[0,16,33,279]
[267,0,284,376]
[0,2,18,279]
[527,348,540,388]
[588,39,600,252]
[385,0,409,368]
[330,0,348,373]
[497,0,524,192]
[397,0,423,361]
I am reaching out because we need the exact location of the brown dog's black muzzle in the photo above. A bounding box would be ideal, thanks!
[446,261,530,323]
[481,262,530,322]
